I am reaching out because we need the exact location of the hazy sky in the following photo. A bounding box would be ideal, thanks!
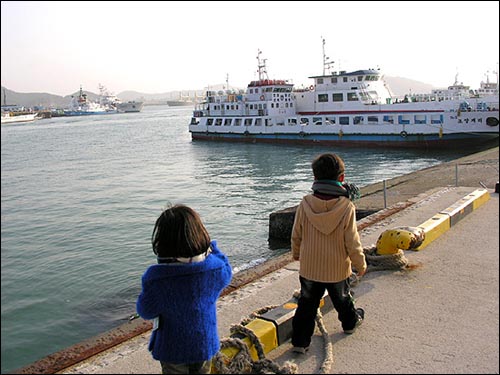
[1,1,499,96]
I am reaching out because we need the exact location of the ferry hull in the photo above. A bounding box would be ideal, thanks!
[191,131,499,149]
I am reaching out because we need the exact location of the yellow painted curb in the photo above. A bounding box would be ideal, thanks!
[415,188,490,250]
[415,213,450,250]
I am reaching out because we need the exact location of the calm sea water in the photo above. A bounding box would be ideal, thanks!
[0,105,486,373]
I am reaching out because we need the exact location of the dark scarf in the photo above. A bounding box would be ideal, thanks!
[312,180,361,201]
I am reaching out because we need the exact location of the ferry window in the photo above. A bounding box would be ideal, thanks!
[339,116,350,125]
[331,77,337,84]
[215,118,222,126]
[343,77,348,82]
[368,116,378,123]
[313,117,322,125]
[290,103,293,107]
[325,117,336,125]
[266,119,273,126]
[224,119,232,126]
[353,116,363,125]
[317,78,324,84]
[347,93,358,101]
[358,76,363,81]
[383,115,394,124]
[318,94,328,102]
[332,93,343,102]
[234,119,242,126]
[207,118,214,126]
[415,115,426,124]
[244,118,253,126]
[398,115,410,124]
[288,118,297,126]
[431,115,443,124]
[300,118,309,125]
[255,118,262,126]
[359,92,370,101]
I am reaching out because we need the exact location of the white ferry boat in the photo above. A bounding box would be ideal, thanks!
[1,112,38,124]
[98,84,144,113]
[116,101,144,113]
[189,46,499,149]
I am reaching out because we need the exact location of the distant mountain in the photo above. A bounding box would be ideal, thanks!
[384,76,436,97]
[1,76,437,109]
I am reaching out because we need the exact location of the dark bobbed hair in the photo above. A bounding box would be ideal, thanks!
[312,153,345,180]
[152,204,211,258]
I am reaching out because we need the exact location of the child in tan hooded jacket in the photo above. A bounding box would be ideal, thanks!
[291,152,367,353]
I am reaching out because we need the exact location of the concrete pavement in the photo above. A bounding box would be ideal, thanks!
[58,186,499,374]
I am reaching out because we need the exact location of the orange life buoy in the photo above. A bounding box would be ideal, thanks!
[260,95,265,100]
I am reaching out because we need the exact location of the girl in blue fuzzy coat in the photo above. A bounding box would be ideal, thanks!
[137,204,233,374]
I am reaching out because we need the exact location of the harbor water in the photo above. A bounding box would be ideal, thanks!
[0,105,490,373]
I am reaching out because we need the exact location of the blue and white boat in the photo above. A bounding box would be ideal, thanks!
[189,41,499,149]
[64,85,116,116]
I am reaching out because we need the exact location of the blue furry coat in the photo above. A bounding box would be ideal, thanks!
[136,240,232,364]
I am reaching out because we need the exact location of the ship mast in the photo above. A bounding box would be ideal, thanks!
[256,50,268,81]
[322,37,335,76]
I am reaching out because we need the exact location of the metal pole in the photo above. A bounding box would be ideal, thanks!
[383,180,387,208]
[455,164,458,187]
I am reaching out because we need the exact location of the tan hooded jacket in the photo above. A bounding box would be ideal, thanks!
[291,194,366,283]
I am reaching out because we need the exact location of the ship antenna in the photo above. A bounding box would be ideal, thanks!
[256,49,268,81]
[321,37,334,76]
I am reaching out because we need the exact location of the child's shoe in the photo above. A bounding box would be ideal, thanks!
[292,346,309,354]
[344,308,364,334]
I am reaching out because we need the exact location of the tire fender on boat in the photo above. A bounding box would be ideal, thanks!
[486,117,499,127]
[309,85,315,91]
[400,131,408,138]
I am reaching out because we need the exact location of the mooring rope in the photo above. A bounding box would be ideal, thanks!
[363,244,409,272]
[213,309,299,374]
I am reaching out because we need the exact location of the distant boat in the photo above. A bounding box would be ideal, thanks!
[116,101,144,113]
[64,85,115,116]
[167,99,195,107]
[167,92,201,107]
[1,112,38,124]
[98,84,144,113]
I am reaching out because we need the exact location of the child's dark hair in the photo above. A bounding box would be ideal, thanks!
[312,153,345,180]
[152,204,211,258]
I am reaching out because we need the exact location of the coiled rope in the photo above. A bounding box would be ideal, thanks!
[363,244,409,271]
[212,305,298,374]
